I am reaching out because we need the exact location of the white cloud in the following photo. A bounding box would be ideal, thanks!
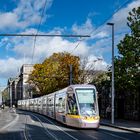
[72,18,109,40]
[3,0,139,84]
[81,55,108,71]
[0,0,53,30]
[83,0,140,59]
[92,31,108,39]
[0,27,109,80]
[110,0,140,33]
[72,18,94,35]
[0,57,30,78]
[12,29,90,62]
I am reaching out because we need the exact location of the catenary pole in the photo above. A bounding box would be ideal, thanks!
[107,22,115,124]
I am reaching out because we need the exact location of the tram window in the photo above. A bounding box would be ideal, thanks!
[58,97,65,113]
[67,94,78,115]
[76,89,97,116]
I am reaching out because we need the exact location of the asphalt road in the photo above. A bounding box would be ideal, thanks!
[0,109,140,140]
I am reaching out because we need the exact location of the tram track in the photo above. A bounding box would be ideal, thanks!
[23,111,79,140]
[23,111,131,140]
[0,109,139,140]
[19,110,140,140]
[23,112,58,140]
[23,114,31,140]
[32,113,79,140]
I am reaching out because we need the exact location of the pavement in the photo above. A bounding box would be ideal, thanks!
[100,118,140,133]
[0,107,17,130]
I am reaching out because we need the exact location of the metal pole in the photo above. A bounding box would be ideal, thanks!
[107,23,115,124]
[10,83,12,108]
[112,24,115,124]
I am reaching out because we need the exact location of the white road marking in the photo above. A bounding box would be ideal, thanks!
[102,131,130,140]
[0,114,19,131]
[87,134,98,140]
[23,114,30,140]
[37,113,78,140]
[30,113,58,140]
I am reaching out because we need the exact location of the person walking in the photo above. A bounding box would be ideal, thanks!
[106,105,111,119]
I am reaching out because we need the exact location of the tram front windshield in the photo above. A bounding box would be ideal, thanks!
[76,89,97,117]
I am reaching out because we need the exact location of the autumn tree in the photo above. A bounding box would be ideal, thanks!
[29,52,80,95]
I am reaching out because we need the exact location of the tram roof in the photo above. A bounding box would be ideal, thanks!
[69,84,96,89]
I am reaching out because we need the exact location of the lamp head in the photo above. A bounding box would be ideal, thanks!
[107,22,114,26]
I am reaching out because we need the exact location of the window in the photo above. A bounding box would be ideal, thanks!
[76,89,97,116]
[67,93,78,115]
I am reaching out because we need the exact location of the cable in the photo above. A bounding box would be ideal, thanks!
[71,0,132,54]
[31,0,48,64]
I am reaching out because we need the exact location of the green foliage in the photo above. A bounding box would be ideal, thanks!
[29,52,80,95]
[92,72,111,94]
[2,88,9,101]
[115,7,140,94]
[92,7,140,98]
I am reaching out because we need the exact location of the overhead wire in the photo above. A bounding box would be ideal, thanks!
[71,0,132,54]
[31,0,48,64]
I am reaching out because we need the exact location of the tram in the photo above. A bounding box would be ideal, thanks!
[18,84,100,128]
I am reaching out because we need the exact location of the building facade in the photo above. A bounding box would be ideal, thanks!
[7,77,19,106]
[17,64,34,99]
[7,64,34,106]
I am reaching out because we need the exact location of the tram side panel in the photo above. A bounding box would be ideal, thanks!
[42,95,47,115]
[38,97,43,114]
[29,99,34,112]
[26,100,29,110]
[22,100,25,110]
[55,91,66,124]
[34,98,38,112]
[47,93,55,119]
[18,100,23,109]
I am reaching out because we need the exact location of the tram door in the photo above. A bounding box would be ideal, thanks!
[67,93,78,115]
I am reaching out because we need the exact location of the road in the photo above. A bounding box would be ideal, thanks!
[0,109,140,140]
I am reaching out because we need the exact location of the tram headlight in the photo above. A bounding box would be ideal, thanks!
[81,116,87,120]
[94,116,100,120]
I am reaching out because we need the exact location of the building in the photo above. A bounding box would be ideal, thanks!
[1,87,9,106]
[7,77,19,106]
[17,64,34,99]
[0,92,2,106]
[7,64,34,106]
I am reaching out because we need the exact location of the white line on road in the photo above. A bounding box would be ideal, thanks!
[37,113,79,140]
[87,134,98,140]
[30,113,58,140]
[0,114,19,131]
[102,131,130,140]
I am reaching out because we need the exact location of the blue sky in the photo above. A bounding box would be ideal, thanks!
[0,0,139,88]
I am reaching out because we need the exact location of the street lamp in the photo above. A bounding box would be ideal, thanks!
[107,22,115,124]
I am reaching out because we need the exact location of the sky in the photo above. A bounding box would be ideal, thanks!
[0,0,140,89]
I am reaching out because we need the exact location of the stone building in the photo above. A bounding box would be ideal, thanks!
[17,64,34,100]
[7,64,34,106]
[7,77,19,106]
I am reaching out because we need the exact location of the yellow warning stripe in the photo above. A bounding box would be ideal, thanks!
[66,114,81,119]
[66,114,100,121]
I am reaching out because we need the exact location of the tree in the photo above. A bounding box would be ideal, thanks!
[29,52,80,95]
[115,7,140,94]
[114,7,140,120]
[79,56,95,83]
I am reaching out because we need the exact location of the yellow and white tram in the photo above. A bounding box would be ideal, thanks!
[18,84,100,128]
